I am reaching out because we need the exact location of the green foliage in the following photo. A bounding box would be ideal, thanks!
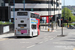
[62,7,75,22]
[0,21,13,25]
[71,16,75,22]
[63,23,75,26]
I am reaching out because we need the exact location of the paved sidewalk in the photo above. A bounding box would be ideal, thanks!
[0,33,14,38]
[40,26,67,32]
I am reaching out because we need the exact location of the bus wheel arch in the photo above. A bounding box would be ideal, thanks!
[30,32,33,38]
[36,31,38,37]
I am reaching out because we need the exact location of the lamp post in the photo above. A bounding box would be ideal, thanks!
[23,0,25,11]
[13,0,15,24]
[57,0,66,37]
[48,0,50,32]
[52,0,54,31]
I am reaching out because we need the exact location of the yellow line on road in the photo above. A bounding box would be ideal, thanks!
[0,38,8,41]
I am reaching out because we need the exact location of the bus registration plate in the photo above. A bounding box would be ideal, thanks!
[20,27,24,28]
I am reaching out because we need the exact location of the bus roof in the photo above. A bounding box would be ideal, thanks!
[16,11,39,15]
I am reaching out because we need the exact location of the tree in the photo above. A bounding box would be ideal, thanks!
[62,7,74,22]
[71,16,75,22]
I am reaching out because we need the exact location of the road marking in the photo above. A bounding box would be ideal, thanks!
[50,38,54,40]
[53,42,66,44]
[39,41,44,44]
[20,42,31,43]
[27,45,35,48]
[49,37,56,40]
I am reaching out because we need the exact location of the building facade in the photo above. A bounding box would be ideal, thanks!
[0,0,4,6]
[5,0,62,23]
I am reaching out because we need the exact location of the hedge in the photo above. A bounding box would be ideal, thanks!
[63,23,75,26]
[0,21,13,25]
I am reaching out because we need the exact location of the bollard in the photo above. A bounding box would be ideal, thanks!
[48,28,49,32]
[68,25,69,28]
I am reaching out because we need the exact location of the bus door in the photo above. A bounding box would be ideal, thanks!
[31,19,38,36]
[31,24,37,35]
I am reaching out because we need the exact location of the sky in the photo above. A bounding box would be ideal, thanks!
[62,0,75,6]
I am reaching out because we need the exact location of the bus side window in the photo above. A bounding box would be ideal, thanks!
[32,25,36,29]
[31,13,35,18]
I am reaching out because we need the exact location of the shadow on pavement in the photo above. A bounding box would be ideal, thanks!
[63,40,75,42]
[4,36,34,39]
[40,31,50,32]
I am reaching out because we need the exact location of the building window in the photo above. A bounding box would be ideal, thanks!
[1,3,4,6]
[5,0,59,4]
[11,8,61,11]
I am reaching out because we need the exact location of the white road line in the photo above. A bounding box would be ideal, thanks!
[50,38,54,40]
[49,37,56,40]
[27,45,35,48]
[20,42,31,43]
[44,40,48,42]
[39,41,44,44]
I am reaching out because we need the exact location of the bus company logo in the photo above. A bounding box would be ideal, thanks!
[31,19,38,23]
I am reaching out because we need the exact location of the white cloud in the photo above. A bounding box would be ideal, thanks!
[62,0,75,6]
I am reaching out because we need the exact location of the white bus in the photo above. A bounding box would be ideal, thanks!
[15,11,40,37]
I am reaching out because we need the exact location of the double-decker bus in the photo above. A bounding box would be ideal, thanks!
[15,11,40,37]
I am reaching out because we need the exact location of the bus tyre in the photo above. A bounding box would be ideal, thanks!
[30,32,33,38]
